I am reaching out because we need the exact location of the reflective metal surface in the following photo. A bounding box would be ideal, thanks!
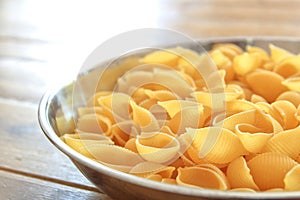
[38,37,300,200]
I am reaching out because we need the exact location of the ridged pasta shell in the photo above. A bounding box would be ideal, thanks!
[130,100,160,132]
[162,178,177,184]
[124,138,138,153]
[235,124,273,153]
[135,132,180,163]
[130,161,175,178]
[77,114,112,136]
[263,126,300,160]
[226,156,259,190]
[246,69,287,102]
[226,100,259,116]
[87,91,111,107]
[158,100,199,118]
[97,92,132,122]
[176,166,229,190]
[273,56,300,78]
[144,89,179,101]
[86,144,144,172]
[246,45,270,62]
[230,188,256,192]
[167,106,205,134]
[212,43,243,60]
[269,44,294,63]
[209,49,234,82]
[271,100,298,130]
[233,53,261,75]
[251,94,267,103]
[62,133,114,158]
[284,165,300,191]
[282,76,300,93]
[186,127,247,164]
[141,49,179,67]
[276,91,300,107]
[247,152,297,191]
[111,120,139,146]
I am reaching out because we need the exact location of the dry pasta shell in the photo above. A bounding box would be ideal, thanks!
[87,91,111,107]
[144,89,179,101]
[158,100,199,118]
[135,132,180,163]
[246,69,287,102]
[246,45,270,62]
[186,127,247,164]
[263,126,300,160]
[111,120,138,146]
[276,91,300,107]
[162,178,177,184]
[284,164,300,191]
[210,50,234,82]
[269,44,294,63]
[282,76,300,93]
[130,100,160,132]
[233,53,261,76]
[274,56,300,78]
[271,100,298,130]
[141,49,179,67]
[212,43,243,60]
[230,188,256,192]
[247,152,297,191]
[87,144,144,172]
[176,166,229,190]
[62,133,114,158]
[167,106,206,134]
[77,113,112,136]
[235,124,273,153]
[226,156,259,190]
[130,161,175,178]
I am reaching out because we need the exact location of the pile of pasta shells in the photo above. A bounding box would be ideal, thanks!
[59,43,300,192]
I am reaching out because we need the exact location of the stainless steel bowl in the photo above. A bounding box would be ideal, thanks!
[38,37,300,200]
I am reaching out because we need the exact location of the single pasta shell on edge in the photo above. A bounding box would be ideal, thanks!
[226,156,259,191]
[186,127,248,164]
[135,132,180,163]
[176,166,229,190]
[246,69,287,102]
[284,165,300,191]
[86,144,144,173]
[247,152,297,191]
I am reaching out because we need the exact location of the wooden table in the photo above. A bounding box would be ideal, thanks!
[1,0,300,199]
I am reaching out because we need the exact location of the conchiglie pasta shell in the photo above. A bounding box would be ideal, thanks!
[187,127,247,164]
[226,156,259,190]
[111,121,138,146]
[247,152,297,191]
[282,76,300,93]
[167,106,205,134]
[235,124,273,153]
[130,100,160,132]
[233,53,261,75]
[145,174,162,182]
[284,165,300,191]
[141,49,179,67]
[276,91,300,107]
[130,161,175,178]
[269,44,294,63]
[158,100,199,118]
[87,144,144,173]
[144,89,179,101]
[212,43,243,60]
[246,45,270,62]
[62,133,114,158]
[271,100,298,130]
[273,56,300,78]
[162,178,177,184]
[77,114,112,136]
[263,126,300,160]
[226,100,259,116]
[135,132,180,163]
[87,91,111,107]
[176,166,229,190]
[246,69,287,102]
[230,188,256,192]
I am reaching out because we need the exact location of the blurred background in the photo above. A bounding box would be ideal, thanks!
[1,0,300,199]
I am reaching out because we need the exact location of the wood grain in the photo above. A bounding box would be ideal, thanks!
[0,169,111,200]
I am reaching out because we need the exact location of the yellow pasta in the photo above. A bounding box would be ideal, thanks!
[59,43,300,192]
